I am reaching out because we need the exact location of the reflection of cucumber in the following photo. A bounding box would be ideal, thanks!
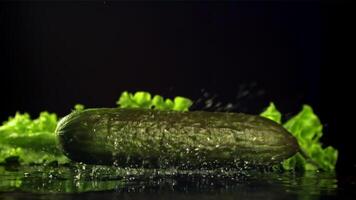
[56,108,298,168]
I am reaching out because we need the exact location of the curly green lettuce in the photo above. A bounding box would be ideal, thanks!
[117,91,193,111]
[0,112,69,164]
[260,103,338,171]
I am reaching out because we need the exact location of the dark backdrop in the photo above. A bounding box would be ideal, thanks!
[0,1,354,173]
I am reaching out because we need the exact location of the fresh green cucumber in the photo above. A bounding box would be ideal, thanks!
[56,108,299,168]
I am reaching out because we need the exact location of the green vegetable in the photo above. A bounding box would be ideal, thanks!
[0,112,69,164]
[56,108,299,168]
[260,103,281,124]
[74,104,85,111]
[260,103,338,171]
[0,90,337,172]
[117,91,193,111]
[0,92,192,165]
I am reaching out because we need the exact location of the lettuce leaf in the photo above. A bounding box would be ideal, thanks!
[260,102,281,124]
[0,112,69,164]
[117,91,193,111]
[260,103,338,171]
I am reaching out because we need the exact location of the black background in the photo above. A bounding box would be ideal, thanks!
[0,1,354,174]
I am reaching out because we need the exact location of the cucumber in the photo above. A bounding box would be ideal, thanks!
[56,108,298,168]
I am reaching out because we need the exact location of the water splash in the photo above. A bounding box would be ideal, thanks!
[192,84,265,113]
[0,164,338,197]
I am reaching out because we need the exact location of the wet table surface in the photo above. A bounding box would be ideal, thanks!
[0,164,355,200]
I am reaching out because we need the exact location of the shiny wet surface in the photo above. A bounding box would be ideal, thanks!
[0,164,354,200]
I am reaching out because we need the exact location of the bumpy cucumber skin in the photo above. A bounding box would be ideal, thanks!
[56,108,299,168]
